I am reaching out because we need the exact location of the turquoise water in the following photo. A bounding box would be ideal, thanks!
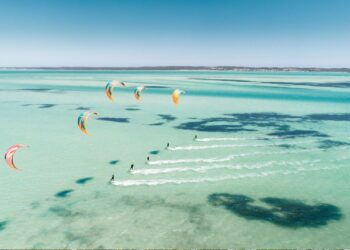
[1,70,350,248]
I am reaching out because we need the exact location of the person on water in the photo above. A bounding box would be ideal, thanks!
[147,156,150,162]
[110,174,115,182]
[193,135,198,141]
[130,164,134,171]
[166,142,170,149]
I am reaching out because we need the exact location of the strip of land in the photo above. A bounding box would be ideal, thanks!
[1,66,350,72]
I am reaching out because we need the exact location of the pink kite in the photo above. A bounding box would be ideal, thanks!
[4,144,27,171]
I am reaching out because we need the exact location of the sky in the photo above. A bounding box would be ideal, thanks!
[0,0,350,67]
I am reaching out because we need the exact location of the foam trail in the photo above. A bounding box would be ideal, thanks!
[195,136,296,142]
[197,135,350,142]
[111,165,347,187]
[168,140,316,151]
[168,144,255,151]
[148,156,234,165]
[149,148,324,166]
[132,159,323,175]
[196,137,259,142]
[132,157,349,175]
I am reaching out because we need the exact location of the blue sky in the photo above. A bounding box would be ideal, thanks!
[0,0,349,67]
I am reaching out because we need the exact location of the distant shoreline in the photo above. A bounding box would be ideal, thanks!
[1,66,350,73]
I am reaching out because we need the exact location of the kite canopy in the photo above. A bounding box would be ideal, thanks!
[4,144,27,171]
[105,80,126,101]
[134,86,145,101]
[172,89,185,105]
[77,111,98,135]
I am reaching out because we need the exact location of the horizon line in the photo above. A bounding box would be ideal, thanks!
[1,66,350,72]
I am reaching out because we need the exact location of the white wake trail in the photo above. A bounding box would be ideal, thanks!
[132,159,322,175]
[148,148,323,166]
[111,165,347,187]
[132,156,349,175]
[196,137,259,142]
[196,135,350,142]
[195,136,295,142]
[168,139,316,151]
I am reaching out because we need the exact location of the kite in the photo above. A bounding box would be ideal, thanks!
[105,80,126,101]
[172,89,185,105]
[134,86,145,101]
[4,144,28,170]
[77,111,98,135]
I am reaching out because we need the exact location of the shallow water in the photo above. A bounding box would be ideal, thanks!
[1,70,350,248]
